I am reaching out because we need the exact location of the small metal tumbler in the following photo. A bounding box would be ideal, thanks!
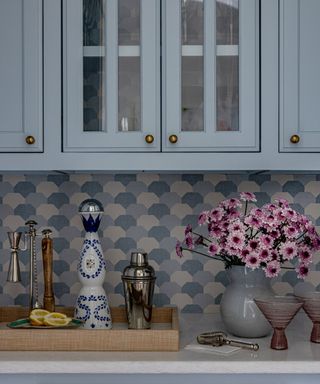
[122,252,156,329]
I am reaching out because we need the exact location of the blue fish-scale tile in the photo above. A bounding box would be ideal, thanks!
[54,282,70,298]
[13,204,36,220]
[48,193,69,208]
[182,282,203,297]
[181,214,198,228]
[290,203,304,215]
[182,174,204,185]
[53,260,69,276]
[15,294,29,307]
[215,181,237,196]
[260,181,282,195]
[283,181,305,196]
[194,271,215,284]
[114,192,136,208]
[115,174,136,186]
[214,270,229,286]
[148,226,170,241]
[254,192,270,206]
[115,215,136,230]
[148,181,170,197]
[155,271,170,286]
[59,181,80,195]
[215,293,223,305]
[249,173,271,185]
[47,174,70,186]
[126,204,148,217]
[193,181,215,195]
[153,293,170,307]
[48,215,69,231]
[194,293,215,309]
[81,181,103,196]
[149,249,170,264]
[181,304,202,313]
[125,181,147,194]
[182,260,204,274]
[159,215,181,230]
[114,282,124,294]
[53,237,70,253]
[148,203,170,219]
[0,182,13,197]
[159,192,180,207]
[182,192,203,208]
[114,237,137,253]
[13,182,36,197]
[25,193,47,206]
[115,259,130,272]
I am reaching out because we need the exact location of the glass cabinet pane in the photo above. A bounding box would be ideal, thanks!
[118,0,141,132]
[216,0,239,132]
[83,0,105,132]
[181,0,204,132]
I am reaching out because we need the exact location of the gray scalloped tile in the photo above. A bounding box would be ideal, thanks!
[54,282,70,298]
[283,180,305,196]
[148,181,170,197]
[182,260,204,274]
[154,271,170,285]
[149,249,170,264]
[153,293,170,307]
[13,182,36,197]
[249,173,271,185]
[148,226,170,241]
[115,215,136,230]
[125,181,147,194]
[181,304,202,313]
[48,215,69,231]
[182,174,203,185]
[81,181,103,196]
[148,203,170,218]
[115,174,136,186]
[47,174,70,186]
[182,192,203,207]
[48,192,69,208]
[182,282,203,297]
[215,181,237,195]
[53,260,69,276]
[14,204,36,220]
[114,237,137,253]
[115,192,136,208]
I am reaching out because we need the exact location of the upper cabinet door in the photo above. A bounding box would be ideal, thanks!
[280,0,320,152]
[63,0,160,152]
[0,0,43,152]
[162,0,260,152]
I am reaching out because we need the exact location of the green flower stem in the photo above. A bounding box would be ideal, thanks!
[181,247,224,263]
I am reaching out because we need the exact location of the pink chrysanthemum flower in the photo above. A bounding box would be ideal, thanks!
[227,231,245,250]
[279,241,297,260]
[245,253,260,269]
[208,224,223,237]
[275,198,290,208]
[244,215,261,228]
[184,224,192,236]
[284,226,299,239]
[198,211,209,225]
[208,243,220,256]
[264,261,281,278]
[230,220,245,232]
[176,242,183,258]
[240,247,251,261]
[248,239,259,251]
[296,264,309,279]
[260,235,273,248]
[298,248,313,265]
[259,248,270,261]
[240,192,257,202]
[220,198,241,210]
[209,208,224,222]
[185,234,194,250]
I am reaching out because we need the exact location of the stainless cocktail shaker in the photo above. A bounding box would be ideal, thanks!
[122,252,156,329]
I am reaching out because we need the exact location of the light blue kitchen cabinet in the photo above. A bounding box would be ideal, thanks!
[63,0,160,152]
[63,0,259,153]
[0,0,43,152]
[162,0,259,152]
[279,0,320,152]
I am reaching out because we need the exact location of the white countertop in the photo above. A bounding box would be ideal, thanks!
[0,312,319,375]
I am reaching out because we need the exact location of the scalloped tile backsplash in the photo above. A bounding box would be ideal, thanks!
[0,173,320,313]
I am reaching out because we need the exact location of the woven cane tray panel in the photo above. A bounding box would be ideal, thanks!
[0,306,179,351]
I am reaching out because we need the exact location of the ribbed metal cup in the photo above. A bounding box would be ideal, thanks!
[122,252,156,329]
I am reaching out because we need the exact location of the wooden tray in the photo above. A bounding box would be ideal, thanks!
[0,306,179,352]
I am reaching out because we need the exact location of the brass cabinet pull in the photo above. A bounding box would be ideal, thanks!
[169,134,178,144]
[290,134,300,144]
[25,136,36,145]
[145,134,154,144]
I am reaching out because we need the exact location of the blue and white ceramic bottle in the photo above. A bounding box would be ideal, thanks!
[74,199,112,329]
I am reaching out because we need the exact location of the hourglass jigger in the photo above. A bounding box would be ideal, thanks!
[7,232,25,282]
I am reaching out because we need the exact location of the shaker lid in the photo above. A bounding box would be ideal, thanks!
[122,252,155,279]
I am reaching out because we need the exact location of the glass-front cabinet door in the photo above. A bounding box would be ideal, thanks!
[63,0,160,152]
[163,0,259,151]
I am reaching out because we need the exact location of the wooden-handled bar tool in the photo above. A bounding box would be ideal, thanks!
[42,229,55,312]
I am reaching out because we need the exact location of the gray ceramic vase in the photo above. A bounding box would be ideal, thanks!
[220,265,274,338]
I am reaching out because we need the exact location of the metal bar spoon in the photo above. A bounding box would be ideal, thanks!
[197,331,259,351]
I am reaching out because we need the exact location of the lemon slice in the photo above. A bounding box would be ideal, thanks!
[44,312,67,320]
[43,317,72,327]
[29,309,51,326]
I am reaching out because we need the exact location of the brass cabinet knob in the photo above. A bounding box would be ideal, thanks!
[145,134,154,144]
[25,135,36,145]
[169,134,178,144]
[290,134,300,144]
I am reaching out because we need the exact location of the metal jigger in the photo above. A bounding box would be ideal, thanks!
[7,232,26,282]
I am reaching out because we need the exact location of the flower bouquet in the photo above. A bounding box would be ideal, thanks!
[176,192,320,279]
